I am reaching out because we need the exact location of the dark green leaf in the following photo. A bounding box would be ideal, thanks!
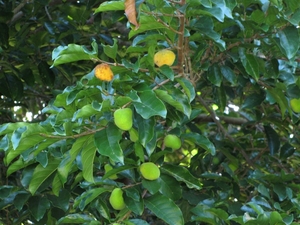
[130,90,167,119]
[81,135,97,183]
[28,196,50,221]
[278,26,299,60]
[94,1,125,13]
[208,64,223,87]
[28,158,60,195]
[144,193,184,225]
[280,143,295,159]
[102,38,118,60]
[241,92,265,109]
[264,125,280,156]
[161,164,202,190]
[94,123,124,164]
[159,65,174,81]
[51,40,99,67]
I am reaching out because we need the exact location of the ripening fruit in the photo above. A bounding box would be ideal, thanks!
[94,63,114,81]
[290,98,300,113]
[154,49,176,67]
[164,134,181,150]
[139,162,160,180]
[109,188,126,210]
[104,164,118,180]
[129,128,139,142]
[114,108,133,131]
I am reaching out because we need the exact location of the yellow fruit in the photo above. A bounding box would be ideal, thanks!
[114,108,133,131]
[109,188,125,210]
[94,63,114,81]
[139,162,160,180]
[290,98,300,113]
[164,134,181,150]
[154,49,176,67]
[104,164,118,180]
[129,128,139,142]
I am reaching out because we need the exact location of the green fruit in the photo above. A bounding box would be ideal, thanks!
[290,98,300,113]
[164,134,181,150]
[139,162,160,180]
[109,188,125,210]
[114,108,133,131]
[129,128,139,142]
[212,157,220,165]
[104,164,118,180]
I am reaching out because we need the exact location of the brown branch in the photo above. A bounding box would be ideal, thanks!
[197,95,254,167]
[176,3,185,76]
[39,126,106,139]
[195,114,248,125]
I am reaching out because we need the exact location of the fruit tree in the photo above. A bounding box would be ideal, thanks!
[1,0,300,224]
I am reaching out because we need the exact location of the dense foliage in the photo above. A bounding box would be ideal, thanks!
[1,0,300,224]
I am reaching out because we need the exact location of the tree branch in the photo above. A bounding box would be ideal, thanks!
[196,114,248,125]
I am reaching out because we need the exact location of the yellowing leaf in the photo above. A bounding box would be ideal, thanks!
[125,0,139,28]
[94,63,114,81]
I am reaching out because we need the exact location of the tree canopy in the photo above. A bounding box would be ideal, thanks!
[1,0,300,224]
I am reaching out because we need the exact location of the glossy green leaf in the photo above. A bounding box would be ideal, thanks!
[28,196,50,221]
[129,90,167,119]
[159,174,182,201]
[246,202,264,215]
[155,89,191,117]
[245,54,259,80]
[161,164,202,190]
[57,135,91,184]
[0,73,23,100]
[29,158,60,195]
[190,16,226,50]
[13,191,31,211]
[94,1,125,13]
[57,214,97,224]
[190,204,217,223]
[241,92,265,109]
[51,40,99,67]
[159,65,174,81]
[220,65,237,85]
[102,38,118,60]
[48,189,71,212]
[144,193,184,225]
[257,184,270,199]
[136,114,155,147]
[94,123,124,164]
[81,135,96,183]
[280,143,295,159]
[129,15,168,39]
[142,179,161,194]
[270,211,284,225]
[74,188,108,210]
[278,26,299,60]
[251,196,272,209]
[267,87,290,118]
[273,183,287,201]
[176,77,196,102]
[181,132,216,155]
[264,125,280,156]
[208,64,223,87]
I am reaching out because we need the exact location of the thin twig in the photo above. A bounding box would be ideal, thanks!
[197,95,254,167]
[39,126,106,139]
